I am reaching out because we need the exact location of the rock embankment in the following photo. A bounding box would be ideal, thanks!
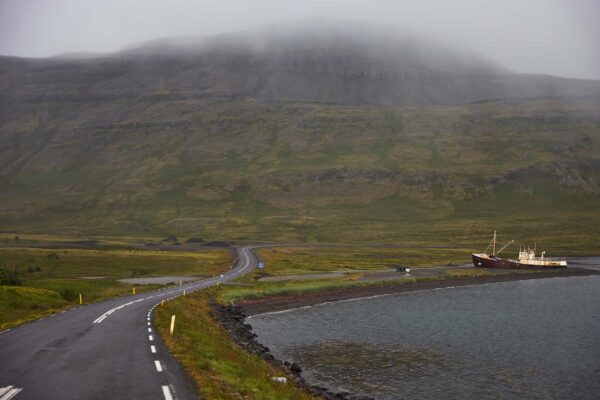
[211,303,375,400]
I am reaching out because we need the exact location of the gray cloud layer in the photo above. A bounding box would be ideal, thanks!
[1,0,598,80]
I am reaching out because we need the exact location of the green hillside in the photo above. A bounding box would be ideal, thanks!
[1,96,599,249]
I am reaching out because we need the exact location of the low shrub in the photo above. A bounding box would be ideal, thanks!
[0,268,22,286]
[59,287,78,302]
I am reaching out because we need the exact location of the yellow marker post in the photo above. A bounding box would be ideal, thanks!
[169,315,176,336]
[179,280,182,286]
[79,293,83,305]
[132,287,136,295]
[183,289,186,296]
[161,299,165,307]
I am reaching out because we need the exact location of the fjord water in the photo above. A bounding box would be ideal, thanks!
[249,258,600,399]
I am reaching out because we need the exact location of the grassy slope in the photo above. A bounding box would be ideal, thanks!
[0,247,232,329]
[1,98,599,248]
[0,286,68,329]
[154,290,317,399]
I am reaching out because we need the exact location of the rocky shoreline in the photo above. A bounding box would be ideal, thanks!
[211,302,375,400]
[211,267,598,399]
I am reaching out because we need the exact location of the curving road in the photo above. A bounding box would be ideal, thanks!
[0,246,257,400]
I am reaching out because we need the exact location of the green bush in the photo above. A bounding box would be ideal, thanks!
[59,287,78,302]
[0,268,22,286]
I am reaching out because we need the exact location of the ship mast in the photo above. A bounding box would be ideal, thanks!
[495,240,514,256]
[484,231,498,256]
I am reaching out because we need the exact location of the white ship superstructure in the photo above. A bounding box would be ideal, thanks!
[517,247,567,267]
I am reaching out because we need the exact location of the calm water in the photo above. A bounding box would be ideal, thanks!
[248,258,600,399]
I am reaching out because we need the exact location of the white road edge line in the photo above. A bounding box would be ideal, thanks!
[148,328,152,332]
[154,360,163,372]
[93,298,146,324]
[161,385,173,400]
[151,345,156,353]
[149,335,153,341]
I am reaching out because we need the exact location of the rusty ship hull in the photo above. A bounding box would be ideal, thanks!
[472,254,566,270]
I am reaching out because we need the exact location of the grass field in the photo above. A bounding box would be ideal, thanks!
[255,246,474,276]
[0,246,232,329]
[0,246,232,279]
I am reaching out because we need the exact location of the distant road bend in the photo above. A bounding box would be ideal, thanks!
[0,246,257,400]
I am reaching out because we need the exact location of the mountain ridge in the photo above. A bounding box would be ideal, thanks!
[1,25,600,107]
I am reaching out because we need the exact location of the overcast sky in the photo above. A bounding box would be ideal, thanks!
[1,0,599,80]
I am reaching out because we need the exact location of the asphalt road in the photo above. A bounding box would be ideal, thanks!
[0,246,257,400]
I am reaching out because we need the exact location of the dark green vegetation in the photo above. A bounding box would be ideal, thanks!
[0,246,231,329]
[155,290,317,399]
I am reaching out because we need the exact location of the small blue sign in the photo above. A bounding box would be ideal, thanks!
[257,262,265,269]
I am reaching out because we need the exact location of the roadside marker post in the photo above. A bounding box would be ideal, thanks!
[132,287,136,295]
[161,299,164,306]
[169,315,176,336]
[79,293,83,305]
[183,289,186,296]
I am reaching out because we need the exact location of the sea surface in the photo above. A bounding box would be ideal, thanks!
[248,258,600,399]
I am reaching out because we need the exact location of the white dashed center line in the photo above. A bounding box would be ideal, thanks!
[144,248,254,400]
[161,385,174,400]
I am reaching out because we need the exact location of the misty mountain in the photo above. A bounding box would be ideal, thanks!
[1,24,599,107]
[0,24,599,243]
